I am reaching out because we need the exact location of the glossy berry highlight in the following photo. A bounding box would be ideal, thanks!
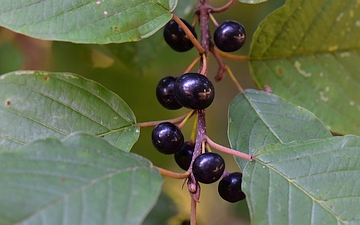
[163,19,197,52]
[156,76,182,110]
[174,141,195,170]
[218,172,246,203]
[213,20,246,52]
[151,122,184,154]
[192,152,225,184]
[173,73,215,110]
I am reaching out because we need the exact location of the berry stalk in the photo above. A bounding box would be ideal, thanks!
[172,14,205,54]
[205,136,252,161]
[156,166,190,179]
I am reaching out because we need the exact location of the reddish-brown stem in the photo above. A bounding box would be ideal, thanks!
[190,197,197,225]
[172,13,205,54]
[137,113,189,128]
[155,166,190,179]
[209,45,244,92]
[209,0,237,13]
[195,0,211,75]
[205,136,253,161]
[189,110,207,171]
[209,42,227,81]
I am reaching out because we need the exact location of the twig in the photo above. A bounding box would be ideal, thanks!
[190,197,197,225]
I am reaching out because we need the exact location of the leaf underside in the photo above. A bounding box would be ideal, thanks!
[0,133,163,225]
[0,0,177,43]
[249,0,360,135]
[0,71,139,151]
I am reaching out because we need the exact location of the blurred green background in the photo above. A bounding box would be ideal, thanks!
[0,0,285,224]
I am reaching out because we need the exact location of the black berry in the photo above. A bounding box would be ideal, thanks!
[192,152,225,184]
[218,172,246,203]
[213,20,246,52]
[156,76,182,110]
[151,122,184,154]
[173,73,215,109]
[174,141,195,170]
[163,19,197,52]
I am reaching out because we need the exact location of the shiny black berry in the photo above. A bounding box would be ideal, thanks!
[151,122,184,154]
[218,172,246,203]
[173,73,215,109]
[163,19,197,52]
[174,141,194,170]
[156,76,182,110]
[192,152,225,184]
[213,20,246,52]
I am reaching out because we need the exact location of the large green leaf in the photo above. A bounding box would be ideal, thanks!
[249,0,360,135]
[0,0,176,43]
[244,135,360,225]
[0,71,139,151]
[228,89,331,169]
[0,133,163,225]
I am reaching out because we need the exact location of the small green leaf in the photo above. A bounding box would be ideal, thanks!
[250,0,360,135]
[228,89,331,169]
[0,0,177,43]
[244,135,360,225]
[0,133,163,225]
[239,0,267,4]
[0,71,139,151]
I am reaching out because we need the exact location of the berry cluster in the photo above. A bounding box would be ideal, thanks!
[151,17,247,204]
[163,18,246,53]
[156,72,215,110]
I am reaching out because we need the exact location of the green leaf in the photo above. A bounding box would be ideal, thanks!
[249,0,360,135]
[0,133,163,225]
[142,192,178,225]
[244,135,360,225]
[239,0,267,4]
[0,71,139,151]
[228,89,331,169]
[0,0,177,43]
